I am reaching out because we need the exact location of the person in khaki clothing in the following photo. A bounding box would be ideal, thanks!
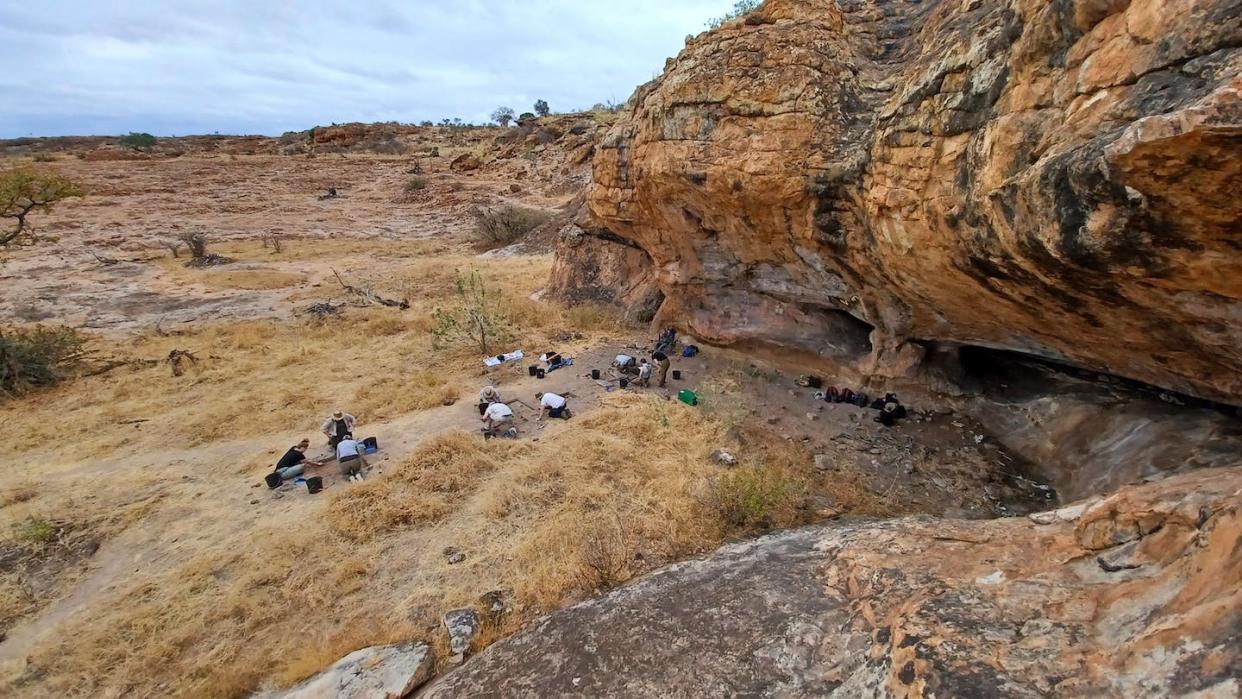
[652,351,671,388]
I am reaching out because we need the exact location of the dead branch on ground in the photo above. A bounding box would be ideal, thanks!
[331,268,409,309]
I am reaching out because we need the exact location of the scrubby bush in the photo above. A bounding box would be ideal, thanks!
[0,325,87,396]
[709,465,801,533]
[32,154,56,163]
[707,0,762,28]
[119,132,157,151]
[405,177,427,193]
[430,269,509,354]
[468,205,552,250]
[12,516,58,546]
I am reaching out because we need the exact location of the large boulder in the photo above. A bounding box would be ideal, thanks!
[556,0,1242,405]
[261,642,433,699]
[423,467,1242,697]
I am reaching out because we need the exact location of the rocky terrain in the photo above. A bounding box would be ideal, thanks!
[411,0,1242,696]
[553,0,1242,406]
[1,0,1239,696]
[425,466,1241,698]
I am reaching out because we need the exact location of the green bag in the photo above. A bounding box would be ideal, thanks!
[678,389,698,406]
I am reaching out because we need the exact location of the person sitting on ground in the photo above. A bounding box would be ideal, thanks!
[653,327,677,356]
[273,438,321,482]
[478,386,502,416]
[651,350,671,388]
[611,354,639,376]
[336,433,368,482]
[481,400,516,438]
[535,392,571,421]
[632,359,653,387]
[321,410,357,449]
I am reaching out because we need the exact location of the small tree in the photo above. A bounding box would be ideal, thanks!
[534,99,550,117]
[0,325,87,396]
[491,106,516,127]
[707,0,763,28]
[430,270,508,355]
[1,168,82,248]
[119,132,157,151]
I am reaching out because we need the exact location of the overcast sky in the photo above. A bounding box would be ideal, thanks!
[0,0,737,138]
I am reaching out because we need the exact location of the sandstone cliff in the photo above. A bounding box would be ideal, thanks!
[550,0,1242,405]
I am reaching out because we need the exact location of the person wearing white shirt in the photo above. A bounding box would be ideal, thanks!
[535,392,571,421]
[481,401,516,438]
[336,434,368,482]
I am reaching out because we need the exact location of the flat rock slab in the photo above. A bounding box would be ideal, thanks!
[260,642,432,699]
[423,467,1242,698]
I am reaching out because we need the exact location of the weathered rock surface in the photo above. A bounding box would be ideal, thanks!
[424,467,1242,697]
[551,0,1242,405]
[261,642,432,699]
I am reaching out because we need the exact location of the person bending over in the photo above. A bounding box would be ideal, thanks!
[651,351,671,388]
[478,386,502,416]
[481,401,516,438]
[321,410,357,449]
[632,359,653,387]
[274,438,321,481]
[536,392,572,421]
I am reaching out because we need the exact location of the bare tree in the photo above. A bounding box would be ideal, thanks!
[491,106,516,127]
[1,168,83,248]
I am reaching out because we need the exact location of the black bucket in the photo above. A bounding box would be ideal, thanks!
[264,472,282,489]
[306,477,324,494]
[619,377,629,389]
[528,365,538,377]
[537,369,546,379]
[591,369,601,380]
[672,370,682,381]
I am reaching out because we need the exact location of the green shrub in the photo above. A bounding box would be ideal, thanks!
[468,205,552,250]
[405,177,427,193]
[710,465,801,533]
[0,325,86,396]
[707,0,762,28]
[12,516,57,546]
[31,154,56,163]
[119,132,157,151]
[430,269,510,354]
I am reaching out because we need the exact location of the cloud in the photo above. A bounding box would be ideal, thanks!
[0,0,737,137]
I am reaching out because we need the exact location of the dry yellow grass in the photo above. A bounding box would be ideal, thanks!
[6,394,737,697]
[0,253,613,465]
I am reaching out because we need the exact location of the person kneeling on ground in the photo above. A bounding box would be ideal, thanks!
[536,392,571,421]
[481,401,516,439]
[631,359,653,387]
[478,386,501,416]
[336,433,369,482]
[274,438,321,481]
[651,350,671,387]
[322,410,357,448]
[612,354,639,376]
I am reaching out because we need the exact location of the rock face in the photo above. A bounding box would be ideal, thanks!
[261,642,432,699]
[424,467,1242,697]
[551,0,1242,405]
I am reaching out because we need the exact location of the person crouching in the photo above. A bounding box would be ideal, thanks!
[336,433,368,482]
[478,386,502,416]
[481,401,516,439]
[536,392,571,421]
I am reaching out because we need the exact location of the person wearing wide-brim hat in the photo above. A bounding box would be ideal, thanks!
[477,386,502,415]
[321,409,357,448]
